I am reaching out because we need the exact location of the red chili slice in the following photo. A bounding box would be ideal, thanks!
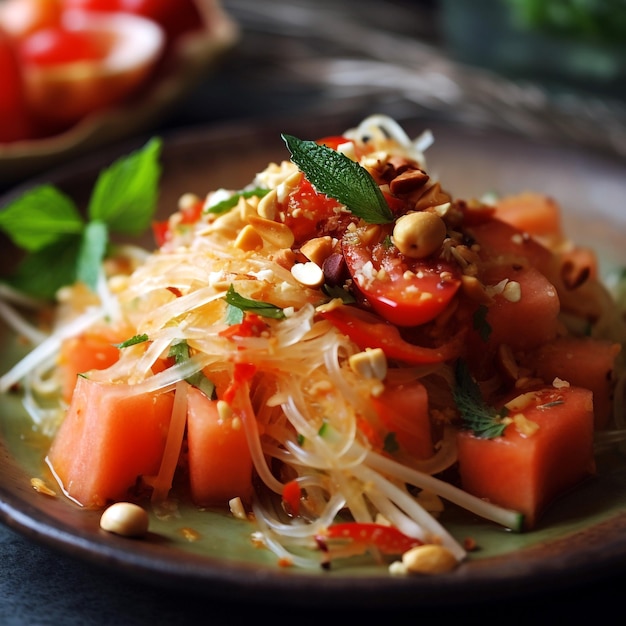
[315,522,422,567]
[320,305,462,365]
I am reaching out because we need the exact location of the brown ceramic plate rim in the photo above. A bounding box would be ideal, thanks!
[1,112,626,608]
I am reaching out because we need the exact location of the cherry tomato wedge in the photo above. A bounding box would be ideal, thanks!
[320,304,463,365]
[342,225,461,327]
[281,176,354,247]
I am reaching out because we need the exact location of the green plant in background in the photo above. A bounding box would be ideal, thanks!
[505,0,626,43]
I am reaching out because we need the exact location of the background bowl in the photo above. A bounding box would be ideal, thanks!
[0,0,239,189]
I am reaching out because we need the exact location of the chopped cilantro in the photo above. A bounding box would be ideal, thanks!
[117,334,149,348]
[168,340,215,399]
[223,285,285,319]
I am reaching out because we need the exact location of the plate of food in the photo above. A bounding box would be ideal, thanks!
[0,0,239,188]
[0,112,625,608]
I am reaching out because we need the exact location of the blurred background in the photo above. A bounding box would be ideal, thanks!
[1,0,625,191]
[129,0,626,154]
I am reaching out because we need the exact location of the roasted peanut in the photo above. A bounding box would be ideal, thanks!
[392,211,446,258]
[401,544,458,574]
[100,502,149,538]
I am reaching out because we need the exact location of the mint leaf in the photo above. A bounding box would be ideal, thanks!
[76,220,109,291]
[281,134,393,224]
[0,138,162,300]
[88,137,162,235]
[223,285,285,319]
[0,186,84,252]
[7,236,81,299]
[453,359,508,439]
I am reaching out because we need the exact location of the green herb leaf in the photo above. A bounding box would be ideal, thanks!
[453,360,508,439]
[76,220,108,292]
[472,304,492,342]
[281,134,394,224]
[224,303,244,325]
[207,188,269,215]
[223,285,285,319]
[0,138,162,300]
[0,186,84,252]
[88,137,162,235]
[117,333,149,348]
[7,236,81,299]
[168,340,216,399]
[322,284,356,303]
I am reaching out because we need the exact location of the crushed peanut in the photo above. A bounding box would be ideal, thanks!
[248,215,295,249]
[349,347,388,380]
[30,477,56,497]
[291,261,325,288]
[234,224,263,251]
[257,188,278,220]
[299,236,334,267]
[229,496,248,520]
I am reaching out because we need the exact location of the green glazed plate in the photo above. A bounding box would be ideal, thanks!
[1,113,626,607]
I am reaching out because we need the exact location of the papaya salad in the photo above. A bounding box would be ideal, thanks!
[1,114,626,575]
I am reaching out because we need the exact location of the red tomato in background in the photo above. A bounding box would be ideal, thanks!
[61,0,204,41]
[18,25,106,64]
[342,225,461,327]
[0,0,62,38]
[0,28,32,142]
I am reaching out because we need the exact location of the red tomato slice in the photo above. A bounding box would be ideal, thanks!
[282,176,355,247]
[342,225,461,327]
